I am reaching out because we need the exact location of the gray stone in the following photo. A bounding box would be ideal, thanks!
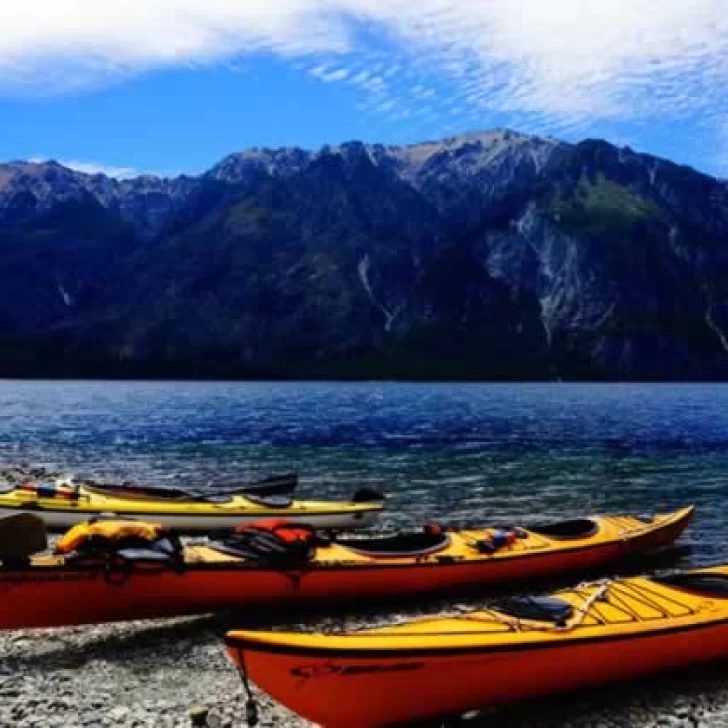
[107,706,131,722]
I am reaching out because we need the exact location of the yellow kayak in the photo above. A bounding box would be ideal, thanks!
[0,479,385,531]
[227,557,728,728]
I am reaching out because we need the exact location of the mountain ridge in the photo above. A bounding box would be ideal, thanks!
[0,128,726,381]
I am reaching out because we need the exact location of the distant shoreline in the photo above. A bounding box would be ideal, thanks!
[0,374,726,384]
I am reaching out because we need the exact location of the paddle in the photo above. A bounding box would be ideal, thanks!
[187,473,299,501]
[75,472,299,502]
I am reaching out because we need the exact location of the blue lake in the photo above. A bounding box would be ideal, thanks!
[0,380,726,564]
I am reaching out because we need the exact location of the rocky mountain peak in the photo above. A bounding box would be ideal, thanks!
[206,147,312,183]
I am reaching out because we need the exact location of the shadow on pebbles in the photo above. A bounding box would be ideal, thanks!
[3,608,728,728]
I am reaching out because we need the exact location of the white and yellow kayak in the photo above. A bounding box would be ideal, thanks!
[0,479,385,532]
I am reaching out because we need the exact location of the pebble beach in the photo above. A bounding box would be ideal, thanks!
[5,607,728,728]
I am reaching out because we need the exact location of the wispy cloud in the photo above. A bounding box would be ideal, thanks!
[411,84,436,100]
[376,99,397,113]
[2,1,728,145]
[308,65,350,82]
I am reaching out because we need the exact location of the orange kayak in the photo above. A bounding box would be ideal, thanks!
[227,560,728,728]
[0,506,693,630]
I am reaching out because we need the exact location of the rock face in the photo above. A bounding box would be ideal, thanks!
[0,129,726,380]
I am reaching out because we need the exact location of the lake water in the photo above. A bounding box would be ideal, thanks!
[0,380,726,565]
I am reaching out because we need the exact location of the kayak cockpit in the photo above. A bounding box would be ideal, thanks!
[336,531,451,558]
[528,518,599,539]
[653,572,728,598]
[84,483,199,501]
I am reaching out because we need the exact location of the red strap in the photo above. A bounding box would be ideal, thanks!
[272,525,315,543]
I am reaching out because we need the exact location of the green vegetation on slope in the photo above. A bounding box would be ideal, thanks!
[549,172,663,237]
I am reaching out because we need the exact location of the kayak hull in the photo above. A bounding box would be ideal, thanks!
[228,618,728,728]
[0,507,693,630]
[226,560,728,728]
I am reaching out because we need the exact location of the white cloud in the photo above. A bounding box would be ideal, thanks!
[30,157,141,179]
[308,64,350,82]
[324,68,349,81]
[361,76,386,93]
[1,1,728,137]
[411,84,436,100]
[61,160,141,179]
[349,70,371,84]
[306,64,330,77]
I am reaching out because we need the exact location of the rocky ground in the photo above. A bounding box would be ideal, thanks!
[5,606,728,728]
[3,467,728,727]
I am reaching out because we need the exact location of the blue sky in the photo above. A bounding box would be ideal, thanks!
[1,1,727,179]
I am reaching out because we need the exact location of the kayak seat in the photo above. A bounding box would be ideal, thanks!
[336,532,451,558]
[654,573,728,598]
[0,513,48,563]
[495,596,574,625]
[529,518,598,539]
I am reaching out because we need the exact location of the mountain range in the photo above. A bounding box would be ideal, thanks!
[0,128,727,381]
